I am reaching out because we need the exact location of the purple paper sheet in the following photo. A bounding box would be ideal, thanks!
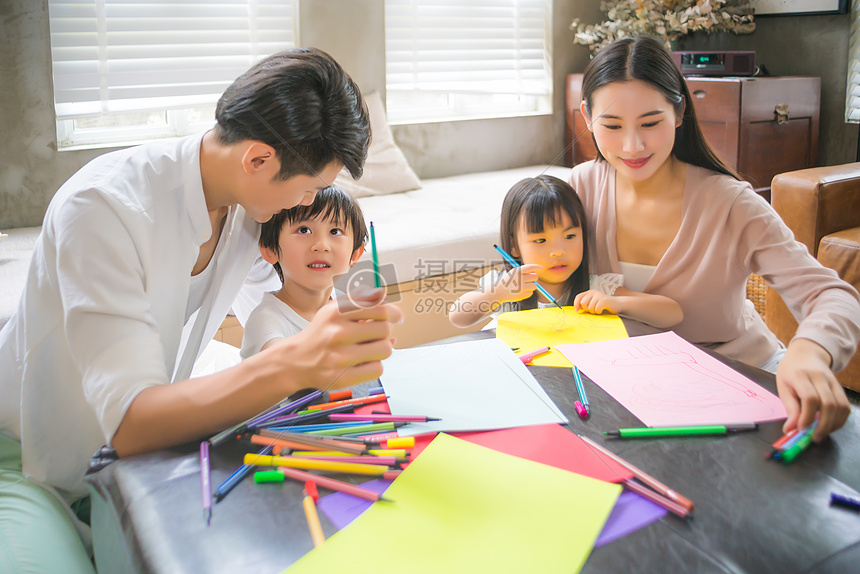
[316,479,667,547]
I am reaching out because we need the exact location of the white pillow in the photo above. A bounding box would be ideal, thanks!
[334,91,422,198]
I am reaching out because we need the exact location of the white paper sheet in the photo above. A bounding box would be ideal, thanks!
[380,338,568,436]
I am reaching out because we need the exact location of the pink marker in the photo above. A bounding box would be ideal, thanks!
[575,401,589,419]
[518,346,551,364]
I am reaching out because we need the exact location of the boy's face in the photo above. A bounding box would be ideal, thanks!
[271,213,363,293]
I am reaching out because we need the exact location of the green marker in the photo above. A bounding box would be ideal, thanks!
[370,221,380,288]
[604,423,758,438]
[305,421,407,436]
[778,431,814,464]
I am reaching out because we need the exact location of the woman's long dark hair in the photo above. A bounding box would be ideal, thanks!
[581,36,739,180]
[499,175,590,310]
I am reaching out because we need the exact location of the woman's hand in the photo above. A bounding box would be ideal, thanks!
[776,338,850,442]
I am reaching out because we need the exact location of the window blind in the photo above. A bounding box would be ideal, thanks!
[48,0,296,119]
[846,0,860,123]
[384,0,552,122]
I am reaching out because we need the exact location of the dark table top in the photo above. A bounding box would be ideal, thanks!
[86,327,860,574]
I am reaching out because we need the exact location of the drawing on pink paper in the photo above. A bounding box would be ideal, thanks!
[556,331,787,427]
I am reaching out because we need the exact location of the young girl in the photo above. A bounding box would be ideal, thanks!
[448,174,682,329]
[572,36,860,441]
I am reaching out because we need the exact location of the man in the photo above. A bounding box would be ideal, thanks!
[0,48,401,572]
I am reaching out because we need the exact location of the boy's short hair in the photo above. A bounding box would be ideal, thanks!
[260,186,368,283]
[215,48,370,181]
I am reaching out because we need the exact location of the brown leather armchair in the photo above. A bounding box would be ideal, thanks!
[766,164,860,392]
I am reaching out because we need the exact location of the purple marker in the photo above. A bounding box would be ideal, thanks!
[200,441,212,525]
[248,390,323,428]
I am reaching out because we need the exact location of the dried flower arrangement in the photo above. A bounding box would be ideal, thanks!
[571,0,756,55]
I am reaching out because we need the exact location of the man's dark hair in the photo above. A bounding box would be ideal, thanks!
[215,48,370,181]
[260,185,368,284]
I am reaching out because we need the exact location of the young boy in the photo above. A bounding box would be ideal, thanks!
[241,186,368,358]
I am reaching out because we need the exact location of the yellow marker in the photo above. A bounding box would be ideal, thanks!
[386,436,415,449]
[291,451,351,457]
[303,494,325,547]
[368,449,407,457]
[244,454,389,476]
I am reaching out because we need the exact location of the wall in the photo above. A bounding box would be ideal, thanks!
[0,0,602,230]
[681,11,858,167]
[10,2,849,230]
[0,0,122,230]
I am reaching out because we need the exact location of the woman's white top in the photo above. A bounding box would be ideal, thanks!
[618,261,656,293]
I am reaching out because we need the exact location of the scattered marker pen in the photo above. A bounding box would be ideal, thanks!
[604,424,758,439]
[518,346,551,364]
[572,366,590,418]
[830,492,860,512]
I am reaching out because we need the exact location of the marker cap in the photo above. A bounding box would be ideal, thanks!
[328,389,353,401]
[386,436,415,449]
[305,480,320,502]
[575,401,588,419]
[254,470,285,484]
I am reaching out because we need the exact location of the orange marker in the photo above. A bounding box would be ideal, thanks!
[306,394,388,412]
[302,484,325,547]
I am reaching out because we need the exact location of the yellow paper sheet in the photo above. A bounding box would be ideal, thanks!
[496,307,628,367]
[285,433,620,574]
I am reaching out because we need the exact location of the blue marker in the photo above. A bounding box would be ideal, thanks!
[830,492,860,512]
[492,244,563,311]
[213,444,273,503]
[572,366,590,418]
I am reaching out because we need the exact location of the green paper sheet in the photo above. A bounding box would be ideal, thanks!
[497,307,628,367]
[285,434,621,574]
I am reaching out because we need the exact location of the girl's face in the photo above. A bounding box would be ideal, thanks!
[582,80,683,184]
[512,210,583,292]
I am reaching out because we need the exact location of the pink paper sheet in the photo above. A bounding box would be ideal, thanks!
[557,331,787,427]
[406,424,633,483]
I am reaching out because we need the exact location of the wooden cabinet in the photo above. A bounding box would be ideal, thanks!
[565,74,820,198]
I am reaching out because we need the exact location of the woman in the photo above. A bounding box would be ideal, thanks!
[570,36,860,441]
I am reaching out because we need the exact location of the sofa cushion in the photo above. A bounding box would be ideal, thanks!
[334,91,422,198]
[355,165,571,284]
[818,227,860,283]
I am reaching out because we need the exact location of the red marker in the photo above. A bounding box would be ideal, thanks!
[304,480,320,502]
